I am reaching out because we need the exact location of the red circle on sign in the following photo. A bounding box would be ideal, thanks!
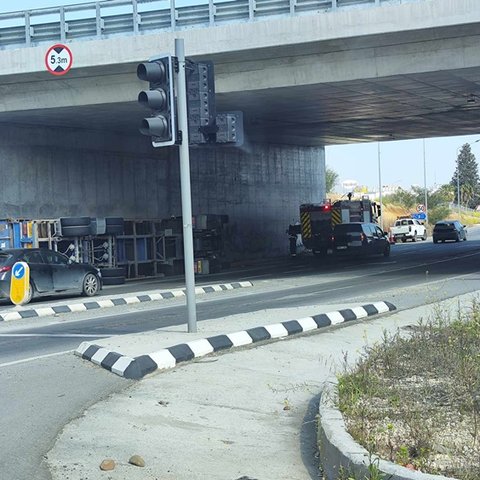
[45,44,73,76]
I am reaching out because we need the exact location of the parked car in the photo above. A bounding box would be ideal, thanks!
[432,221,467,243]
[332,222,390,257]
[0,248,102,304]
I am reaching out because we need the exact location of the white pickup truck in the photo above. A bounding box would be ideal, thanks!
[391,218,427,242]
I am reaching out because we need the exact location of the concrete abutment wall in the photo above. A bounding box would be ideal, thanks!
[0,125,325,258]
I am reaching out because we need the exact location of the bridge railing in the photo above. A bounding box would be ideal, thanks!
[0,0,420,50]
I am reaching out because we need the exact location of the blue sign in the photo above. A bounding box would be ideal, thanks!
[411,212,426,220]
[13,263,25,279]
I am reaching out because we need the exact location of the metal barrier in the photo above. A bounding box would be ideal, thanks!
[0,0,424,50]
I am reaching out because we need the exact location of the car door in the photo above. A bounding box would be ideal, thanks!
[41,250,79,291]
[20,250,53,293]
[362,224,376,255]
[456,221,467,240]
[373,226,387,253]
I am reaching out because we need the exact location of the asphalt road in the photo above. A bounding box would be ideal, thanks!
[1,229,480,480]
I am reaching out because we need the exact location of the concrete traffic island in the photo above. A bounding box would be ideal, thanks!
[318,378,458,480]
[76,301,397,379]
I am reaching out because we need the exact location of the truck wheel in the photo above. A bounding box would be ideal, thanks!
[411,232,417,242]
[100,267,126,285]
[422,233,427,241]
[401,238,406,243]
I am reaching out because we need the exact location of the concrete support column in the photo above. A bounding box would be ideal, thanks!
[0,125,325,259]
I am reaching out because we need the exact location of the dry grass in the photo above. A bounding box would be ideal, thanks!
[337,300,480,480]
[382,205,410,230]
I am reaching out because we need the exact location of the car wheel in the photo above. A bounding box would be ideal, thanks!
[60,225,92,237]
[60,217,91,227]
[82,273,99,297]
[105,217,124,236]
[455,234,460,242]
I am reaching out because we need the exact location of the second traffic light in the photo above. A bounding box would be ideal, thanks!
[137,55,177,147]
[186,61,216,145]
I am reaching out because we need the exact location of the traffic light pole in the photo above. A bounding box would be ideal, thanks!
[175,38,197,333]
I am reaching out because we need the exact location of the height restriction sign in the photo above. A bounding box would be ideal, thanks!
[45,44,73,76]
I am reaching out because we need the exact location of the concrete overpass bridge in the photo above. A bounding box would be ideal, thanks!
[0,0,479,261]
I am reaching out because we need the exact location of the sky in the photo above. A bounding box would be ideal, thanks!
[4,1,480,193]
[326,134,480,193]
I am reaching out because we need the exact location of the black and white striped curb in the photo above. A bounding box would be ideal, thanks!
[0,281,253,322]
[76,301,396,380]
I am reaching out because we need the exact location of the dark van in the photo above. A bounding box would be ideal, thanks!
[332,222,390,257]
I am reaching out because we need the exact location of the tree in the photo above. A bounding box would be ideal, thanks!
[451,143,480,208]
[326,167,339,193]
[382,188,416,210]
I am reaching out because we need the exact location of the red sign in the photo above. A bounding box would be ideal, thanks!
[45,44,73,76]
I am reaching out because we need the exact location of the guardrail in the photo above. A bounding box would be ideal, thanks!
[0,0,424,50]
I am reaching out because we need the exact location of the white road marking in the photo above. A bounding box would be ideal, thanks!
[0,349,74,368]
[0,333,111,338]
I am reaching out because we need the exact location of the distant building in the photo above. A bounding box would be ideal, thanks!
[382,184,401,196]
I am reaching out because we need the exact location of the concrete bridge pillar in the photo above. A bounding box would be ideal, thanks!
[0,125,325,258]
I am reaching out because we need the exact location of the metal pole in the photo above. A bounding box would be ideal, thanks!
[423,139,428,224]
[175,38,197,333]
[377,142,383,230]
[456,146,461,218]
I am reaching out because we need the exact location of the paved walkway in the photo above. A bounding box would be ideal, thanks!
[46,293,479,480]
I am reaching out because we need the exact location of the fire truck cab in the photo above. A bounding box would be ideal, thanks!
[299,197,381,255]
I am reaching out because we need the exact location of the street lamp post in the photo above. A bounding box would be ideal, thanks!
[423,139,428,224]
[378,142,383,230]
[456,145,462,218]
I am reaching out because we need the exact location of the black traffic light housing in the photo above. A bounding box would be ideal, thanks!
[137,55,177,147]
[216,111,244,147]
[136,54,243,148]
[186,60,217,145]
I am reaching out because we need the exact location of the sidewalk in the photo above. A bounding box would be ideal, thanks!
[46,293,479,480]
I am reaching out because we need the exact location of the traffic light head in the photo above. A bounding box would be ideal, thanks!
[186,61,216,145]
[215,111,244,147]
[137,55,176,147]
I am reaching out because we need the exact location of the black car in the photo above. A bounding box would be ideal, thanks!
[432,221,467,243]
[0,248,102,304]
[332,222,390,257]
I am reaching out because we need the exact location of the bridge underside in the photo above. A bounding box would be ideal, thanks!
[3,65,480,146]
[1,2,480,147]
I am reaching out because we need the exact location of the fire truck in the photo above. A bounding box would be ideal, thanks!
[299,196,381,255]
